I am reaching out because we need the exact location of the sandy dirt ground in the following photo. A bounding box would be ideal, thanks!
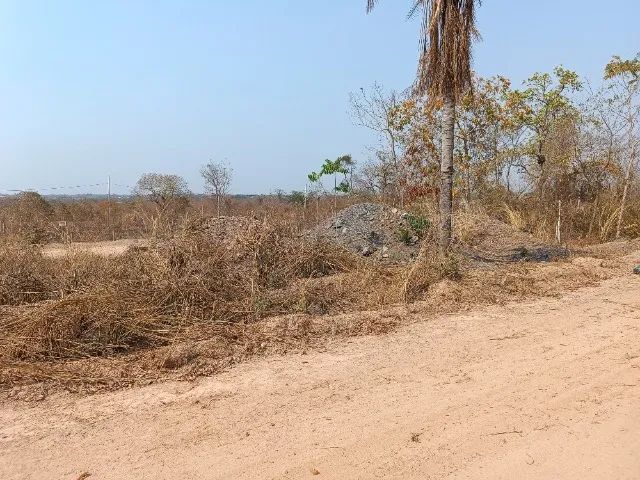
[1,261,639,479]
[41,239,146,258]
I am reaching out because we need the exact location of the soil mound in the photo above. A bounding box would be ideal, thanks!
[310,203,423,263]
[456,211,569,266]
[312,203,568,266]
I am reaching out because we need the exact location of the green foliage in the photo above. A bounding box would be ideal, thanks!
[398,227,412,245]
[406,214,430,238]
[604,54,640,83]
[287,190,307,205]
[335,180,351,193]
[506,66,582,168]
[320,156,350,177]
[307,171,321,183]
[398,214,430,245]
[307,154,353,193]
[514,67,582,129]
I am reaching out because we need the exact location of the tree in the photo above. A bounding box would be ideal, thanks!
[510,68,582,196]
[9,191,54,244]
[308,155,353,211]
[308,156,352,191]
[350,84,405,202]
[367,0,481,252]
[201,160,233,217]
[455,75,523,199]
[133,173,190,230]
[604,54,640,238]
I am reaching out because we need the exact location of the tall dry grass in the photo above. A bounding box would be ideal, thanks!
[1,194,637,394]
[0,219,413,366]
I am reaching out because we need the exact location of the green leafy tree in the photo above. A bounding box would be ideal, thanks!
[507,67,582,201]
[308,155,353,210]
[511,67,582,169]
[309,155,353,192]
[321,155,352,193]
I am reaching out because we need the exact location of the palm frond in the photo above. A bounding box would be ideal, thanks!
[407,0,425,20]
[367,0,481,101]
[416,0,480,101]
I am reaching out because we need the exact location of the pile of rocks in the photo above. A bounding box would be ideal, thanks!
[310,203,424,263]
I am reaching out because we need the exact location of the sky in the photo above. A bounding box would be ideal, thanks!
[1,0,639,195]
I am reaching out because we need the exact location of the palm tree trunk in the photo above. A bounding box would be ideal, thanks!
[439,94,455,252]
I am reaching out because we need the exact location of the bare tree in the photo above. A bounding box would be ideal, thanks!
[604,55,640,238]
[201,160,233,217]
[134,173,190,209]
[133,173,190,234]
[349,84,404,203]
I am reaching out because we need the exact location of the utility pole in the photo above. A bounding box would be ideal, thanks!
[107,175,112,240]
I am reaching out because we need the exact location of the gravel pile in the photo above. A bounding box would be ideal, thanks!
[310,203,424,264]
[312,203,571,267]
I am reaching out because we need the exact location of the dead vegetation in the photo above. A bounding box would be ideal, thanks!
[0,214,395,392]
[1,201,631,397]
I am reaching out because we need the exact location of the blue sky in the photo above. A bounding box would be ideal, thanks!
[1,0,639,195]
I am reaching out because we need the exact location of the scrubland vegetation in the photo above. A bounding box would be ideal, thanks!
[1,39,638,394]
[0,189,635,394]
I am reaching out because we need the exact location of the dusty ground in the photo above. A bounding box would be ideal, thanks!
[1,253,639,479]
[41,239,147,258]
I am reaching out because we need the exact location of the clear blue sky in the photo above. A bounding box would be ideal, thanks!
[1,0,639,195]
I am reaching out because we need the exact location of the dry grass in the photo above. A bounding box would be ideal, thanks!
[0,206,631,397]
[1,250,619,397]
[0,220,391,364]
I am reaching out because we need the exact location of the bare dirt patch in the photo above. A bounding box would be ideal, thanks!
[1,253,639,479]
[42,239,147,259]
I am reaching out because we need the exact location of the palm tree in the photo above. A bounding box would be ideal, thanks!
[367,0,481,252]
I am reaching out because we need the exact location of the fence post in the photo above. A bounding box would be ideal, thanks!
[555,200,562,244]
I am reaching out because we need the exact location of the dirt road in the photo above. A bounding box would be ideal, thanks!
[1,266,639,479]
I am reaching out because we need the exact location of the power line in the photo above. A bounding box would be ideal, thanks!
[0,182,108,193]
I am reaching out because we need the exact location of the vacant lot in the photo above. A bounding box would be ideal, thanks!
[1,251,639,479]
[1,206,582,393]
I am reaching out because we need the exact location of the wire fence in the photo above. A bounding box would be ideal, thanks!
[0,179,141,198]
